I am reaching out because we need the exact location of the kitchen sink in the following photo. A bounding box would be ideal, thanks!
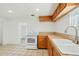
[53,39,74,46]
[60,45,79,56]
[52,39,79,56]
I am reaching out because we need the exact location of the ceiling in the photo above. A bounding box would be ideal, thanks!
[0,3,58,19]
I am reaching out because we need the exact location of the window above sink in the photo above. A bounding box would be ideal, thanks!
[69,7,79,27]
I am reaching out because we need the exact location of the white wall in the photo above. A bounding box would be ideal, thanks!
[3,17,54,44]
[54,14,70,33]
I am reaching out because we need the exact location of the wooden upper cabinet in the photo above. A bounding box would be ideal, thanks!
[51,3,67,21]
[52,3,79,22]
[39,3,79,22]
[39,16,52,22]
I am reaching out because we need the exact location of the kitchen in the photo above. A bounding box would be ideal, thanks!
[0,3,79,56]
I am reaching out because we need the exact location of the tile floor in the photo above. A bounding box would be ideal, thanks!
[0,44,48,56]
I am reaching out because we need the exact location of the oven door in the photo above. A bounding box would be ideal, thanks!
[25,36,37,49]
[27,38,36,45]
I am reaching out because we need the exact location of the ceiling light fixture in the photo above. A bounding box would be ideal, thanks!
[8,10,13,13]
[36,8,40,11]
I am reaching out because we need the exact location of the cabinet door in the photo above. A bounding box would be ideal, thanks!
[59,3,66,12]
[47,39,53,56]
[38,36,47,48]
[47,38,61,56]
[53,46,61,56]
[52,3,67,20]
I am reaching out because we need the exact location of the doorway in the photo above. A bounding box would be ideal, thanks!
[18,23,27,45]
[0,20,3,45]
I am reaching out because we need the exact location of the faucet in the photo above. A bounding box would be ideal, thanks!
[64,26,78,44]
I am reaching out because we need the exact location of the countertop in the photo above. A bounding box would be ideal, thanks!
[38,32,72,39]
[39,32,79,56]
[38,32,54,36]
[48,34,79,56]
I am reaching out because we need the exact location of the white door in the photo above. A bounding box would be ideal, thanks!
[18,23,27,45]
[0,20,3,45]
